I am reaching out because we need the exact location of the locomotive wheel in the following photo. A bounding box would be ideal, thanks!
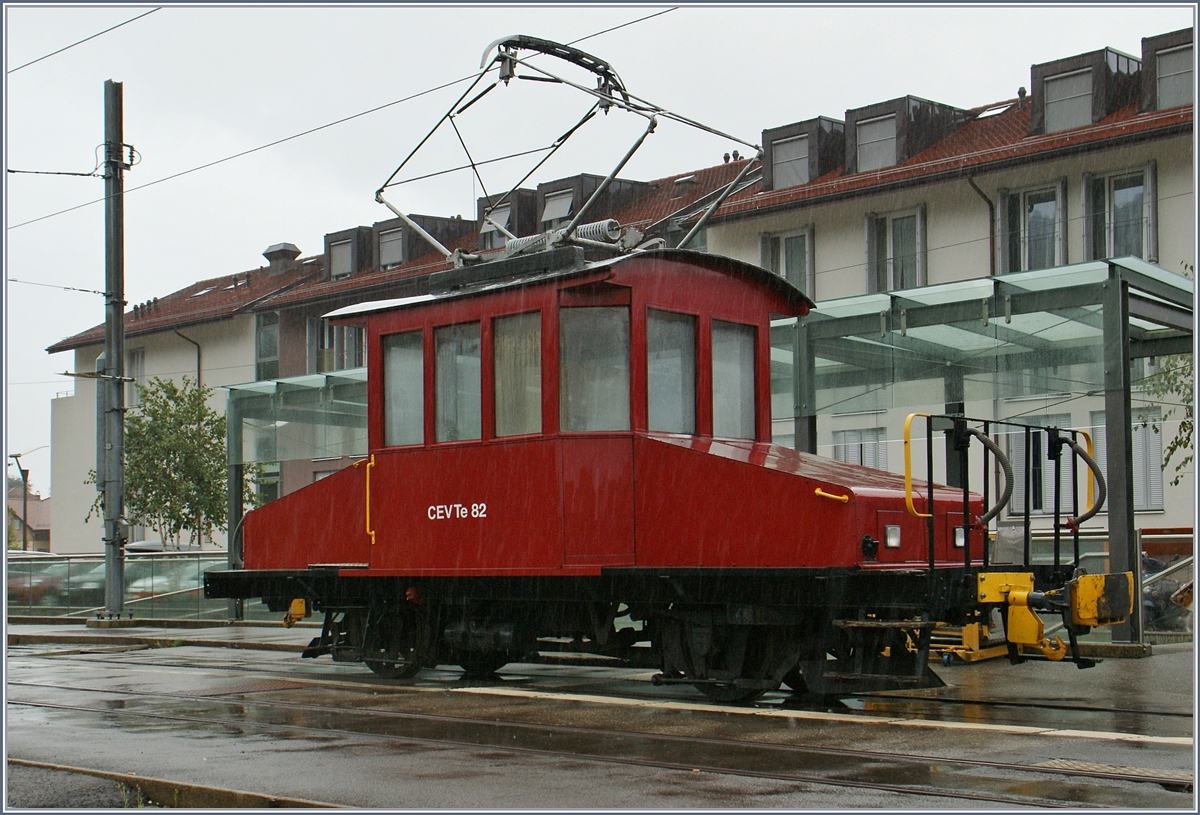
[659,618,790,704]
[458,652,510,678]
[363,608,427,679]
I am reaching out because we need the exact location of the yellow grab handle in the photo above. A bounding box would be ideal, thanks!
[903,413,933,518]
[354,454,377,545]
[814,488,849,503]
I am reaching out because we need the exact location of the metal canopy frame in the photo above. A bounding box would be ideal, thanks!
[788,257,1192,643]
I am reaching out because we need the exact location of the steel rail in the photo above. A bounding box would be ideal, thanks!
[8,679,1192,795]
[3,697,1104,807]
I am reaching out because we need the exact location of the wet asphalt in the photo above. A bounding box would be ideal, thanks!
[4,620,1195,809]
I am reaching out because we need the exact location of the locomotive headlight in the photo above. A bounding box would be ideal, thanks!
[884,525,901,548]
[954,527,966,548]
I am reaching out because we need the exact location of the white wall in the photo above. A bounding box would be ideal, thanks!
[49,315,256,554]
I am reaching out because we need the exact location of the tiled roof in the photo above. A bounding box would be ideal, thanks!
[46,263,318,353]
[45,99,1191,350]
[7,495,50,531]
[710,101,1192,222]
[261,161,750,310]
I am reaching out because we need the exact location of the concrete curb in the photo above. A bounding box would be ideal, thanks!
[7,758,342,808]
[6,632,308,653]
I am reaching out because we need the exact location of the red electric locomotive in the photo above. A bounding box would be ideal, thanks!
[206,244,1129,702]
[205,35,1133,702]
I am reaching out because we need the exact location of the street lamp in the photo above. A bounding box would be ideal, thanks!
[8,446,47,552]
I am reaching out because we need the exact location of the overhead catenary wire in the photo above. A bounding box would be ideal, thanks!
[6,8,677,232]
[6,8,162,74]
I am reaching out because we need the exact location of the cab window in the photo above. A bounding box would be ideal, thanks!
[712,320,756,439]
[382,330,424,446]
[434,322,481,441]
[647,309,696,434]
[560,306,630,431]
[494,312,542,437]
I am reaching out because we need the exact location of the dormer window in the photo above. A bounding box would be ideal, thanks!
[855,115,897,172]
[1044,69,1093,133]
[771,135,809,188]
[330,240,353,279]
[541,190,573,230]
[1156,44,1192,109]
[480,204,511,250]
[379,229,405,270]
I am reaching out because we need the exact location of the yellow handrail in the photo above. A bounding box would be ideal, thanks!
[814,488,849,503]
[354,454,377,545]
[1076,429,1095,511]
[903,413,933,519]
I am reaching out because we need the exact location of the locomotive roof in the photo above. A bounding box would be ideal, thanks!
[323,247,813,321]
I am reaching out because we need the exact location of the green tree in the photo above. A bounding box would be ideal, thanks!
[89,377,256,549]
[1138,263,1194,486]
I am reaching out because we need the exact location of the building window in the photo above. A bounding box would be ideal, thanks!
[382,331,424,447]
[765,228,815,296]
[379,229,404,269]
[434,323,481,442]
[330,240,353,279]
[647,310,697,434]
[1090,410,1164,512]
[1156,44,1193,109]
[317,323,366,372]
[480,205,511,251]
[560,307,630,432]
[712,320,756,440]
[1002,183,1066,273]
[126,347,145,406]
[856,114,897,172]
[772,134,809,188]
[1007,414,1074,515]
[541,190,573,231]
[867,207,925,291]
[494,312,541,437]
[255,312,279,380]
[833,427,888,471]
[1087,170,1151,260]
[1044,69,1093,133]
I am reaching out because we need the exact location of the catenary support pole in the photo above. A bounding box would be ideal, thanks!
[102,80,128,617]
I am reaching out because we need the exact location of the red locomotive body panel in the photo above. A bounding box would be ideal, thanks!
[238,250,984,578]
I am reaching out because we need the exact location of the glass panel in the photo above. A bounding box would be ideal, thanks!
[770,318,796,447]
[772,135,809,188]
[383,331,424,446]
[1025,189,1057,271]
[480,205,511,234]
[1111,173,1144,258]
[647,310,696,434]
[560,307,630,432]
[541,190,573,226]
[783,234,807,292]
[494,312,541,437]
[856,115,896,171]
[330,240,352,277]
[435,323,482,442]
[1090,176,1107,259]
[379,229,404,268]
[712,320,756,439]
[891,215,918,289]
[1157,45,1193,109]
[1044,70,1092,133]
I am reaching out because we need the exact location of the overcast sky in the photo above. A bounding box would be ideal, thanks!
[4,3,1194,495]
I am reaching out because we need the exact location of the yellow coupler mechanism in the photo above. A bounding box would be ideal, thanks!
[977,571,1134,664]
[283,598,311,628]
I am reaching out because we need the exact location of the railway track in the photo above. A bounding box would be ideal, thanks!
[12,644,1192,730]
[7,662,1193,808]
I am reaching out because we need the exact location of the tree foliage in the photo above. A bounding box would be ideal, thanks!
[1138,263,1194,486]
[125,377,228,548]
